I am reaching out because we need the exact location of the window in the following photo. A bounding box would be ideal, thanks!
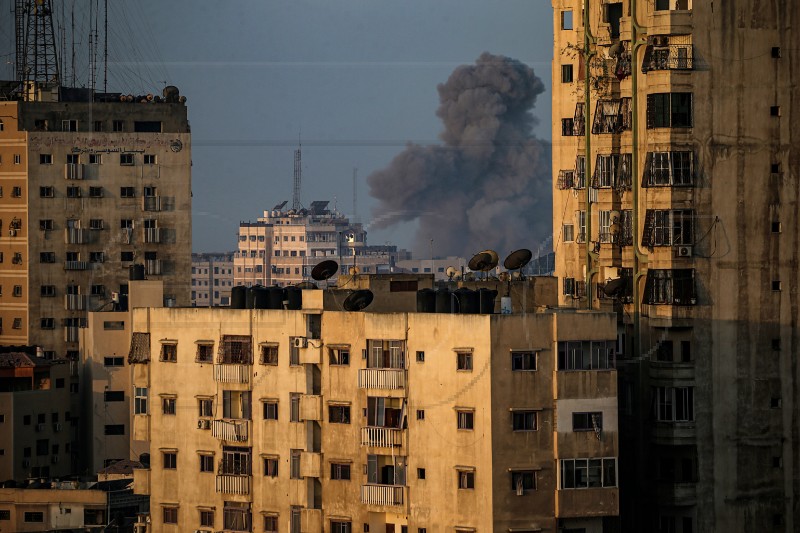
[457,410,474,430]
[200,454,214,472]
[260,344,278,365]
[557,340,616,370]
[561,64,574,83]
[144,154,157,164]
[24,512,44,523]
[511,471,537,493]
[12,318,21,329]
[643,269,697,305]
[134,121,162,132]
[576,209,586,240]
[416,409,425,420]
[560,458,617,489]
[134,388,148,414]
[13,154,20,164]
[456,351,473,371]
[458,469,475,489]
[40,285,56,296]
[290,393,300,422]
[120,251,134,262]
[643,209,694,246]
[62,119,78,132]
[90,251,105,263]
[89,186,103,198]
[561,9,573,29]
[40,219,54,231]
[263,401,278,420]
[112,120,124,132]
[200,509,214,527]
[104,424,124,435]
[120,153,134,165]
[91,284,105,296]
[161,343,177,362]
[512,411,538,431]
[331,462,351,480]
[40,186,54,197]
[0,509,9,520]
[418,467,426,479]
[198,398,213,417]
[655,386,694,422]
[37,317,52,328]
[163,452,177,469]
[196,343,214,363]
[120,186,135,198]
[329,405,351,424]
[331,521,352,533]
[511,351,537,371]
[11,186,21,198]
[264,515,278,532]
[645,151,694,186]
[163,507,178,524]
[290,449,301,479]
[89,153,102,164]
[647,92,693,128]
[329,347,350,365]
[104,356,124,367]
[573,412,603,431]
[264,456,279,477]
[104,390,124,402]
[563,224,575,242]
[40,154,52,164]
[162,397,176,415]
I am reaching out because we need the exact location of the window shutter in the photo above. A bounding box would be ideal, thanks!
[641,152,653,188]
[646,94,655,128]
[642,271,655,305]
[591,154,601,188]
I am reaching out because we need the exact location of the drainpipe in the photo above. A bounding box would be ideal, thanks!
[584,0,599,309]
[630,0,649,354]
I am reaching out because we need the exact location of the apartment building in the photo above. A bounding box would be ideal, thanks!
[234,202,406,287]
[0,351,75,481]
[192,252,235,306]
[552,1,797,531]
[0,81,192,361]
[129,289,619,532]
[0,484,107,532]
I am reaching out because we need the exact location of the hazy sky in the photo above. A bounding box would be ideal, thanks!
[2,1,555,254]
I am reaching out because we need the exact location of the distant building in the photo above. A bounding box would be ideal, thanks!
[192,252,235,306]
[394,256,469,280]
[234,201,409,287]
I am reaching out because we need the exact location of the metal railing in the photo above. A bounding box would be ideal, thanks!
[215,474,250,495]
[65,228,89,244]
[64,294,86,310]
[213,364,250,384]
[64,261,89,271]
[361,427,403,448]
[145,259,162,275]
[358,368,405,389]
[360,484,404,506]
[643,45,693,72]
[144,228,162,244]
[211,419,249,442]
[64,163,84,180]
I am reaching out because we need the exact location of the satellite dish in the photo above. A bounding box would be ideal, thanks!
[311,260,339,281]
[446,266,457,280]
[498,272,510,282]
[503,249,533,271]
[343,289,374,312]
[468,250,499,272]
[348,266,360,275]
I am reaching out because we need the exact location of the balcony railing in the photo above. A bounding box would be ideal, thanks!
[361,484,404,506]
[64,163,84,180]
[64,294,86,310]
[215,474,250,495]
[65,228,89,244]
[143,228,162,244]
[143,196,162,212]
[214,364,250,384]
[212,419,249,442]
[145,259,162,275]
[64,261,90,271]
[65,326,79,343]
[358,368,405,389]
[361,427,403,448]
[642,44,693,72]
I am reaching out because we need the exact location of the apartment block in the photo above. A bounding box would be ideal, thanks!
[552,1,798,531]
[192,252,235,306]
[0,81,192,361]
[128,289,619,532]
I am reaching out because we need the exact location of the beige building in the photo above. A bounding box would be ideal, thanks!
[551,1,797,531]
[0,484,106,532]
[192,252,235,307]
[128,285,619,532]
[394,256,469,281]
[0,80,192,361]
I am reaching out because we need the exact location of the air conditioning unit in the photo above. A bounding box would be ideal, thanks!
[22,459,30,468]
[197,419,211,430]
[8,229,16,237]
[36,423,45,432]
[675,245,693,258]
[293,337,308,348]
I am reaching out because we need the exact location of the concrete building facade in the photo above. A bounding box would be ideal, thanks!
[192,252,234,307]
[551,1,798,531]
[128,289,619,532]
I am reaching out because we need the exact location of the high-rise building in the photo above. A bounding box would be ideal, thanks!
[128,284,620,531]
[192,252,235,306]
[0,81,192,360]
[551,1,797,531]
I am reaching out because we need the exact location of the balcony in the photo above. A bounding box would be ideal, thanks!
[300,509,323,533]
[212,419,249,442]
[299,395,322,421]
[214,364,250,384]
[64,294,86,311]
[358,369,405,390]
[299,345,322,365]
[361,427,403,448]
[143,228,162,244]
[642,44,693,72]
[215,474,250,495]
[65,228,90,244]
[142,196,162,212]
[361,484,404,506]
[300,452,322,478]
[133,414,150,441]
[64,327,79,343]
[557,487,619,518]
[145,259,161,275]
[64,260,89,271]
[64,163,85,180]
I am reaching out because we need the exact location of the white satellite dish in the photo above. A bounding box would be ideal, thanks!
[446,266,457,280]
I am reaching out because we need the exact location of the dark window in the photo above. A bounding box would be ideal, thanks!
[24,512,44,523]
[416,409,425,420]
[196,343,214,363]
[457,410,474,430]
[560,458,617,489]
[36,439,49,456]
[331,463,351,480]
[263,401,278,420]
[329,405,351,424]
[161,344,177,362]
[260,345,278,365]
[163,452,177,469]
[389,280,418,292]
[572,412,603,431]
[200,455,214,472]
[112,120,124,132]
[329,348,350,366]
[104,424,124,435]
[200,509,214,527]
[416,351,425,362]
[511,351,537,371]
[40,317,55,329]
[120,251,134,262]
[456,351,473,371]
[647,93,693,128]
[458,470,475,489]
[162,397,176,415]
[162,507,178,524]
[40,186,54,197]
[104,391,124,402]
[511,471,537,492]
[656,340,674,362]
[134,121,162,132]
[0,509,10,520]
[120,153,134,166]
[264,456,279,476]
[512,411,538,431]
[558,340,616,370]
[331,521,352,533]
[264,516,278,532]
[643,269,697,305]
[418,467,426,479]
[104,357,124,367]
[120,187,135,198]
[89,186,103,198]
[562,64,574,83]
[66,186,81,198]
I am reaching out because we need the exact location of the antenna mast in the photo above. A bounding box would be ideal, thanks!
[22,0,60,86]
[292,141,302,211]
[352,167,358,221]
[14,0,26,82]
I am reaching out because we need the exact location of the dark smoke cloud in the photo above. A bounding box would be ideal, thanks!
[367,52,551,258]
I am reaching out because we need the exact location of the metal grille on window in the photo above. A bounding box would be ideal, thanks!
[128,332,151,364]
[218,335,253,364]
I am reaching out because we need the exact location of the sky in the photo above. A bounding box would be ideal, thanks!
[1,0,555,256]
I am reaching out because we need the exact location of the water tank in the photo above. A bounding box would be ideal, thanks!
[230,286,247,309]
[416,289,436,313]
[267,286,286,310]
[129,264,145,281]
[248,285,269,309]
[435,288,452,313]
[454,288,479,314]
[478,288,498,314]
[286,286,303,310]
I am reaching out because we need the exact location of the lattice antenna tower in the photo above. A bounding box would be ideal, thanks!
[352,167,358,222]
[20,0,60,86]
[14,0,27,81]
[292,140,303,211]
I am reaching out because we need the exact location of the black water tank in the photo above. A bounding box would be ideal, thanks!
[435,288,452,313]
[231,286,247,309]
[416,289,436,313]
[267,286,286,310]
[129,264,145,281]
[454,288,479,314]
[478,288,498,314]
[249,286,269,309]
[286,286,302,310]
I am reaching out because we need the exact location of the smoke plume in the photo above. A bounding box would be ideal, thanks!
[367,52,551,258]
